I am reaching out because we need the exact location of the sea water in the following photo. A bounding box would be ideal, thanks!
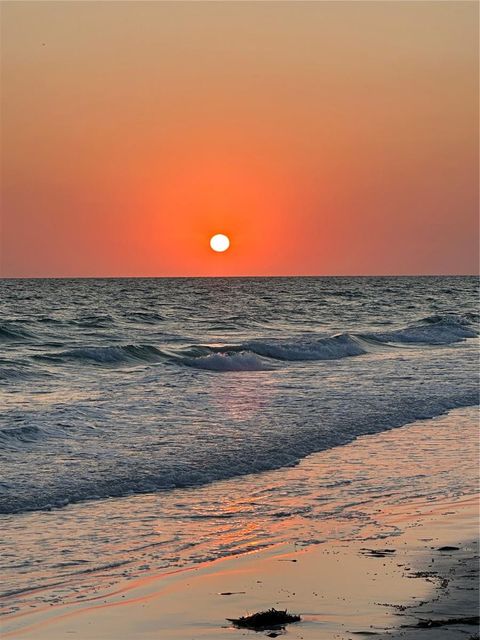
[1,276,478,609]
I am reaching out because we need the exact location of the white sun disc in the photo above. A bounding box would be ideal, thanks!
[210,234,230,252]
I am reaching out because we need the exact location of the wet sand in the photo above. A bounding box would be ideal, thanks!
[3,493,478,639]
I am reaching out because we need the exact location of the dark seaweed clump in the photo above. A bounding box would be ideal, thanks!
[228,608,301,630]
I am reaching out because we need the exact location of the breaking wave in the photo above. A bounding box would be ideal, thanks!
[181,350,271,371]
[179,313,478,368]
[364,313,478,345]
[242,334,366,361]
[14,313,477,374]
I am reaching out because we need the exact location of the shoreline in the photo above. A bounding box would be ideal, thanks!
[3,495,478,639]
[3,405,479,639]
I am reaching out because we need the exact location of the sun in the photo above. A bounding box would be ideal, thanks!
[210,233,230,253]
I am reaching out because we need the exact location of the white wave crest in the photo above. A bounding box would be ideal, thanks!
[245,334,366,361]
[183,350,271,371]
[368,314,477,345]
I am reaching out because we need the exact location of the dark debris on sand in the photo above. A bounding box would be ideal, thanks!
[401,615,479,629]
[437,545,460,551]
[227,607,301,630]
[360,548,396,558]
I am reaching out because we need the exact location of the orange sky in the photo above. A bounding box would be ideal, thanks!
[1,1,478,277]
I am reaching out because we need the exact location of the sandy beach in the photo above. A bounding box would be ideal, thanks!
[3,408,478,640]
[3,496,478,639]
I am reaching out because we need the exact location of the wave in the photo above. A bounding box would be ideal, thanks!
[161,335,366,369]
[22,313,478,373]
[0,425,44,445]
[365,313,478,345]
[181,350,271,371]
[176,314,477,367]
[128,311,166,324]
[31,343,267,372]
[0,365,45,382]
[32,339,361,370]
[243,334,366,361]
[15,314,478,378]
[71,314,115,329]
[36,344,166,365]
[33,344,267,370]
[0,354,51,381]
[2,398,478,514]
[0,322,34,341]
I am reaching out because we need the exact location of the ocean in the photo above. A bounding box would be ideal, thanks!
[1,276,478,609]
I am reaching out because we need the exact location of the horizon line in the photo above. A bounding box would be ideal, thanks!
[0,273,478,280]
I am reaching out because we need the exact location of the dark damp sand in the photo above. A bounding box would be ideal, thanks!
[383,535,479,640]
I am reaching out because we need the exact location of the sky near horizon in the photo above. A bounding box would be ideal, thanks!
[1,1,478,277]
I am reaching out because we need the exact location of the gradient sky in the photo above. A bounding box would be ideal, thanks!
[1,1,478,277]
